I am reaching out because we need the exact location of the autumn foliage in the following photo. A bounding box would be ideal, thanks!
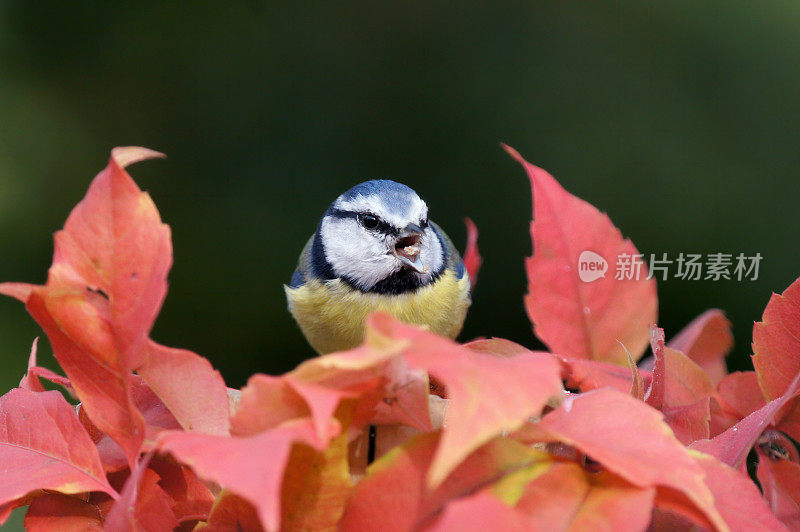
[0,146,798,531]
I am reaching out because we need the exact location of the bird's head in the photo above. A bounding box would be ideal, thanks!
[317,180,444,292]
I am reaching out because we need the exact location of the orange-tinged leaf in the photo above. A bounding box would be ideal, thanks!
[462,217,482,290]
[668,309,733,386]
[505,145,657,365]
[341,432,542,532]
[24,494,104,532]
[281,433,351,531]
[753,277,800,400]
[370,314,563,487]
[756,456,800,530]
[232,335,430,442]
[159,418,327,532]
[513,462,655,532]
[695,452,790,532]
[198,491,262,531]
[691,371,800,469]
[526,388,726,531]
[0,388,117,504]
[138,340,230,436]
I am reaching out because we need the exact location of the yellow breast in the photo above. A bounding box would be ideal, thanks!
[285,270,471,354]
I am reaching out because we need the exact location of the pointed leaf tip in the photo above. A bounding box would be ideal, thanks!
[110,146,166,169]
[510,147,657,365]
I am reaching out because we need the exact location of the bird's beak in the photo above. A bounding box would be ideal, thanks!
[393,223,428,274]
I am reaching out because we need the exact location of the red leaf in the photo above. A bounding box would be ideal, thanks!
[525,388,726,530]
[371,314,563,486]
[757,456,800,530]
[512,462,656,532]
[148,459,215,525]
[159,418,325,532]
[753,277,800,400]
[505,145,657,365]
[0,388,117,504]
[462,217,482,290]
[24,494,103,531]
[0,149,173,465]
[105,455,179,531]
[138,340,230,436]
[696,452,790,532]
[54,146,170,368]
[668,309,733,385]
[690,371,800,469]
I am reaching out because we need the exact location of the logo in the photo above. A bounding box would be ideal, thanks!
[578,250,608,282]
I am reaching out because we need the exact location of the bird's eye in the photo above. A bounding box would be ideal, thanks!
[420,217,429,228]
[359,213,379,230]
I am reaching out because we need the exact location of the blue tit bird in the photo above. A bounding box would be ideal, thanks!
[285,179,471,354]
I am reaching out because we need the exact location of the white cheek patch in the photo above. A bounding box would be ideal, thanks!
[320,217,399,290]
[419,227,444,276]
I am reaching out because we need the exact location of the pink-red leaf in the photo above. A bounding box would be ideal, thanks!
[691,371,800,469]
[695,452,790,532]
[756,456,800,530]
[341,432,540,531]
[512,462,656,532]
[0,149,175,465]
[55,146,170,368]
[24,494,104,532]
[753,277,800,400]
[423,491,528,532]
[138,340,230,436]
[0,388,117,504]
[525,388,726,530]
[105,456,180,531]
[371,314,563,487]
[462,217,482,290]
[159,418,325,532]
[506,145,657,365]
[668,309,732,385]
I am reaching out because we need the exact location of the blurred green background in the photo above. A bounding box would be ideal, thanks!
[1,1,800,410]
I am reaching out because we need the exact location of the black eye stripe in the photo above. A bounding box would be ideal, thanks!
[327,208,398,235]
